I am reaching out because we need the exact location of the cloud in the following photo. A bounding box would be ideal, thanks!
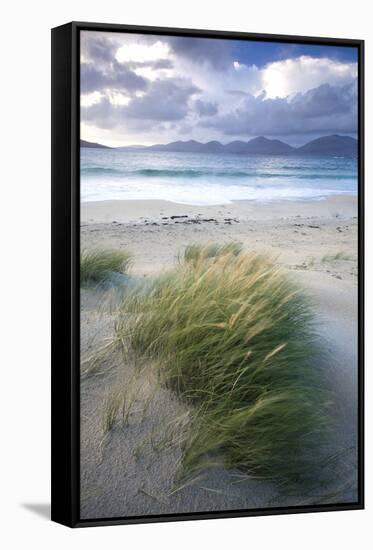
[116,40,170,63]
[201,82,357,137]
[82,77,201,129]
[225,89,249,97]
[81,61,148,94]
[83,36,117,63]
[80,33,153,95]
[125,78,200,120]
[80,31,358,145]
[126,58,174,70]
[167,36,233,70]
[261,55,357,98]
[194,99,218,116]
[290,82,356,118]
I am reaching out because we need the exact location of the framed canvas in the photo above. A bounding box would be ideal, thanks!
[51,21,364,527]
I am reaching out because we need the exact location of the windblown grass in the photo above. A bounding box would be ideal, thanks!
[80,248,132,284]
[182,242,242,265]
[114,245,331,483]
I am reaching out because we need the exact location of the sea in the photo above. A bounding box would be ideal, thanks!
[81,148,357,206]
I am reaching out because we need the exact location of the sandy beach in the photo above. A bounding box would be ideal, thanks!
[80,195,358,519]
[81,195,357,278]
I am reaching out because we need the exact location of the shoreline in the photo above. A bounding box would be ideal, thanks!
[81,193,357,224]
[81,193,356,205]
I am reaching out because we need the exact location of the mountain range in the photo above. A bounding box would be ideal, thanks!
[81,135,357,156]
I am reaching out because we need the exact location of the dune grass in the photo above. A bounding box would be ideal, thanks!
[182,242,242,265]
[80,248,132,284]
[114,245,331,483]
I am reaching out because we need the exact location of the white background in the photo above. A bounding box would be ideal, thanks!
[1,0,370,547]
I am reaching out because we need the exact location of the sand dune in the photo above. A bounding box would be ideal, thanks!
[80,195,358,519]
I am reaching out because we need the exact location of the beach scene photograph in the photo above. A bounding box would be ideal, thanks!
[79,30,359,519]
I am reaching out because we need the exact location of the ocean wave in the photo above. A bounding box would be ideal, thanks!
[81,182,354,205]
[81,167,251,178]
[81,167,354,180]
[82,166,122,175]
[279,164,343,171]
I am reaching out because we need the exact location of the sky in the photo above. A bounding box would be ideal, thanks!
[80,31,358,147]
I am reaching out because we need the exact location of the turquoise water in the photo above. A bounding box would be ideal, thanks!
[81,149,357,206]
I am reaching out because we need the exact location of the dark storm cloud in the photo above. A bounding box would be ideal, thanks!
[167,36,233,70]
[194,99,218,116]
[202,82,357,137]
[81,61,148,94]
[82,78,201,128]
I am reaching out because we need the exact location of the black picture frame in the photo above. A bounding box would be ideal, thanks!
[51,21,365,528]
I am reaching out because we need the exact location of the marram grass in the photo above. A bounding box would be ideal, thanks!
[80,248,132,284]
[115,245,331,483]
[182,242,242,265]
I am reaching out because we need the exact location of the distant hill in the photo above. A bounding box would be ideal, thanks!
[84,135,357,156]
[296,135,357,156]
[80,139,111,149]
[202,140,226,153]
[149,140,211,153]
[246,137,295,154]
[147,137,295,155]
[224,140,252,154]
